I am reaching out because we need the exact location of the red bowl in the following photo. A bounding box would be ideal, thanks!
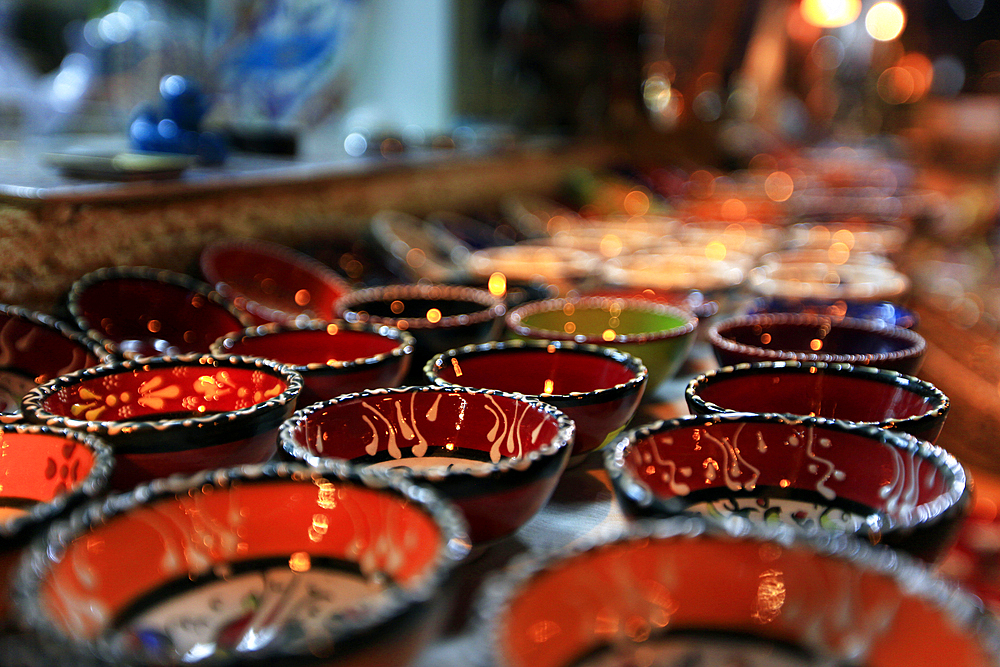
[280,385,574,545]
[12,462,469,667]
[425,340,646,462]
[0,304,110,423]
[211,320,415,408]
[605,412,970,563]
[200,238,353,325]
[22,355,303,492]
[69,266,252,359]
[686,361,950,443]
[707,312,927,374]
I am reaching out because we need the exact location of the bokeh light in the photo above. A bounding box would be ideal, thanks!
[764,171,795,202]
[877,67,915,104]
[866,2,906,42]
[931,55,966,96]
[800,0,862,29]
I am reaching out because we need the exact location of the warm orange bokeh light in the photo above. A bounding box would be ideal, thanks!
[800,0,861,29]
[866,2,906,41]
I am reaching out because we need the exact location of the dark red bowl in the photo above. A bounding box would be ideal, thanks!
[425,340,646,462]
[200,238,353,325]
[280,385,574,545]
[707,312,926,374]
[22,355,303,491]
[686,361,950,443]
[69,266,252,359]
[211,320,415,408]
[605,413,970,563]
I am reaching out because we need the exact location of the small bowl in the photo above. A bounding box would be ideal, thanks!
[708,312,927,375]
[506,296,698,393]
[211,320,415,408]
[0,304,111,423]
[686,361,950,443]
[68,266,252,359]
[336,284,506,379]
[747,261,911,303]
[12,462,470,667]
[280,385,574,545]
[200,238,353,325]
[605,412,970,563]
[745,297,919,328]
[425,340,646,462]
[481,517,1000,667]
[22,354,303,491]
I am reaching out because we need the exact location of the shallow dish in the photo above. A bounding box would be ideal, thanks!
[211,320,414,408]
[425,340,646,462]
[280,385,574,545]
[22,354,302,491]
[68,266,251,359]
[605,412,970,563]
[12,461,469,667]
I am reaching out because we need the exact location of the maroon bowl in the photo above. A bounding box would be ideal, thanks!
[69,266,252,359]
[200,238,353,325]
[280,385,574,545]
[604,412,970,563]
[425,340,646,462]
[686,361,950,443]
[211,320,415,408]
[22,354,303,491]
[707,312,927,374]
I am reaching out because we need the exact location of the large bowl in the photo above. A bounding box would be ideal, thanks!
[68,266,251,359]
[21,355,303,492]
[481,517,1000,667]
[686,361,950,443]
[211,320,415,408]
[425,340,646,462]
[506,296,698,393]
[11,462,470,667]
[280,385,574,545]
[604,412,970,563]
[708,312,927,375]
[200,238,353,325]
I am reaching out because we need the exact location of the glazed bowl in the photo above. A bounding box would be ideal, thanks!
[506,296,698,393]
[200,238,353,325]
[747,261,911,304]
[708,312,927,375]
[605,412,970,563]
[335,284,506,380]
[12,462,470,667]
[745,296,919,328]
[22,354,303,491]
[68,266,252,359]
[0,304,111,423]
[425,340,646,462]
[686,361,950,443]
[481,517,1000,667]
[280,385,574,545]
[211,320,415,408]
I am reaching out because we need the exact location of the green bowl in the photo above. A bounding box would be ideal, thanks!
[505,296,697,392]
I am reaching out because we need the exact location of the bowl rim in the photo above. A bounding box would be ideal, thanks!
[505,296,698,345]
[11,460,471,665]
[603,411,970,536]
[0,302,112,364]
[279,384,575,480]
[210,318,416,373]
[685,361,949,430]
[706,312,927,365]
[423,339,648,407]
[335,283,506,330]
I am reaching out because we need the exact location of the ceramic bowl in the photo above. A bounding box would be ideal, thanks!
[747,261,911,304]
[200,238,353,325]
[0,304,111,423]
[745,297,919,329]
[425,340,646,462]
[335,284,506,380]
[506,296,698,393]
[12,461,470,667]
[605,412,970,563]
[370,210,468,283]
[708,312,927,375]
[211,320,415,408]
[481,517,1000,667]
[466,243,601,295]
[280,385,574,545]
[21,354,303,492]
[686,361,950,443]
[68,266,252,360]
